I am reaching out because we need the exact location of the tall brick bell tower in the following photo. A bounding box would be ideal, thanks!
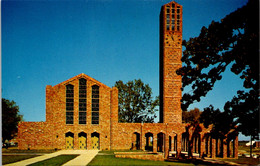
[160,1,182,124]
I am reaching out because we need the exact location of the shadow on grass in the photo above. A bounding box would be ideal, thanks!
[221,156,260,165]
[2,148,56,154]
[2,155,40,165]
[27,155,79,166]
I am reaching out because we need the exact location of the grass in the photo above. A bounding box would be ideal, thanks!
[88,155,194,166]
[88,150,195,166]
[27,155,79,166]
[2,155,40,165]
[238,146,260,154]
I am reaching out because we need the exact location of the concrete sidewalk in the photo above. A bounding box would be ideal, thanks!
[4,150,99,166]
[62,150,99,166]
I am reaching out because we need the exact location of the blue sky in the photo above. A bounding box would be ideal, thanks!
[2,0,249,140]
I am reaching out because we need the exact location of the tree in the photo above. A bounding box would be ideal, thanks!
[115,79,159,123]
[182,107,201,124]
[177,0,259,140]
[182,108,202,158]
[2,98,23,147]
[200,105,235,138]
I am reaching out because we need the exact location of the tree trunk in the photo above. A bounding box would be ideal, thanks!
[188,140,193,158]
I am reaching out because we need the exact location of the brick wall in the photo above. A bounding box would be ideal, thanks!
[18,122,52,149]
[115,153,164,161]
[18,73,113,150]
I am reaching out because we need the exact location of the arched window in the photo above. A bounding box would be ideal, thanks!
[66,84,74,124]
[92,85,99,124]
[79,78,87,124]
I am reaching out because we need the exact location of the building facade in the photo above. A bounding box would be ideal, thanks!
[18,1,238,159]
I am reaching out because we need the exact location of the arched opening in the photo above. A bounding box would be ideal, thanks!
[65,132,74,149]
[78,132,87,149]
[157,132,165,152]
[204,134,211,157]
[169,136,172,151]
[91,132,100,150]
[181,132,189,152]
[192,134,201,157]
[145,132,153,151]
[230,138,235,158]
[132,132,140,150]
[216,137,224,157]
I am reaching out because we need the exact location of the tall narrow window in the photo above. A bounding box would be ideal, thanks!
[79,78,87,124]
[176,6,181,31]
[171,5,175,31]
[66,84,74,124]
[166,6,170,30]
[92,85,99,124]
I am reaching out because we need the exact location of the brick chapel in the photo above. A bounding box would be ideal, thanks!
[18,1,238,159]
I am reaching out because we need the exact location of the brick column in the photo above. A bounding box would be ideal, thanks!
[211,138,216,158]
[153,134,157,153]
[110,87,118,150]
[200,135,205,158]
[206,136,210,156]
[74,134,78,149]
[223,138,227,159]
[141,130,146,151]
[46,85,53,123]
[164,134,169,159]
[234,135,238,159]
[87,133,92,150]
[177,133,182,158]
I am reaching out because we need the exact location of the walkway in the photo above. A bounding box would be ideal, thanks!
[62,150,99,166]
[4,150,99,166]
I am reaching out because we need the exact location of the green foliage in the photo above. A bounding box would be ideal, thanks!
[115,79,159,123]
[200,105,235,138]
[182,108,201,124]
[2,98,23,144]
[182,108,203,158]
[177,0,259,139]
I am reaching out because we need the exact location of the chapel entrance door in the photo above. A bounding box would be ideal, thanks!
[91,132,100,150]
[78,132,87,149]
[65,132,74,149]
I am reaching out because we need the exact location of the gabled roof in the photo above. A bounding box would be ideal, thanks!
[53,73,111,89]
[163,1,182,7]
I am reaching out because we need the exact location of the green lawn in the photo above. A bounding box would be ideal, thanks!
[2,155,40,165]
[88,155,194,166]
[27,155,79,166]
[88,151,194,166]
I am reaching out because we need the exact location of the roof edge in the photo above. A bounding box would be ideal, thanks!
[53,73,111,89]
